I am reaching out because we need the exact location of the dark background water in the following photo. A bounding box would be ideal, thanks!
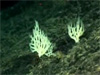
[1,0,19,10]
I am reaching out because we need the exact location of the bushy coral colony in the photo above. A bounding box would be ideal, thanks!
[29,21,55,57]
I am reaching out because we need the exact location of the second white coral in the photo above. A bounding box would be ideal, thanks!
[68,17,84,43]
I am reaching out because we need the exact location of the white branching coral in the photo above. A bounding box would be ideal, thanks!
[68,17,84,43]
[29,21,55,57]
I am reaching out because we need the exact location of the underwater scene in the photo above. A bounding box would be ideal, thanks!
[1,0,100,75]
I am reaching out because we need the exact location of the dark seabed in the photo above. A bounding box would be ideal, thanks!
[1,0,100,75]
